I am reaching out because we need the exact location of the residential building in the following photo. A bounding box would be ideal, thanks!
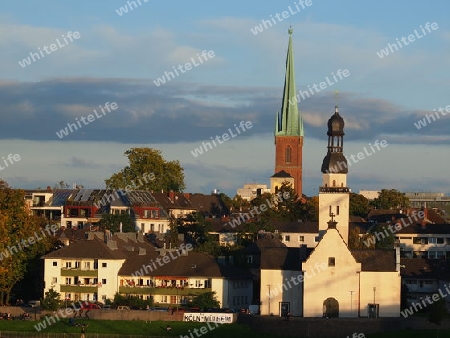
[237,183,271,201]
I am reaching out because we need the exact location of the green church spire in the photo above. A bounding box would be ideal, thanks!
[275,27,303,137]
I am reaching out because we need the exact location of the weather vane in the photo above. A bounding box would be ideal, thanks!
[335,90,340,107]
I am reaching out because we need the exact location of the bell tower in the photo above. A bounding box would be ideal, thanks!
[318,105,350,243]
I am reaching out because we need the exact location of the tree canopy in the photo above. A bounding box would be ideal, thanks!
[0,181,54,305]
[371,189,409,210]
[105,148,185,192]
[349,193,370,218]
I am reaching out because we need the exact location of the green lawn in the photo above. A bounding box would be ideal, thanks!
[2,319,450,337]
[0,319,283,337]
[367,329,450,337]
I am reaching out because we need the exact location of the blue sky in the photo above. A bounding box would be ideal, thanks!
[1,0,449,197]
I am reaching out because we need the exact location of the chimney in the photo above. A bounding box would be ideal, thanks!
[169,191,175,202]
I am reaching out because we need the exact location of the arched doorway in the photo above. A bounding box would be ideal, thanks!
[323,298,339,318]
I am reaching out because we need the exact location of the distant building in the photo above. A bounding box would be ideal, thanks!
[236,183,270,201]
[359,190,380,201]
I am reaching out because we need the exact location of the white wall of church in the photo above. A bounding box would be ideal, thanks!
[359,271,401,317]
[260,269,303,317]
[302,229,361,317]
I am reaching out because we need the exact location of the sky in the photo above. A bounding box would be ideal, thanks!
[0,0,449,197]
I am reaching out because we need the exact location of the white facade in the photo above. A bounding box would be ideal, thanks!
[319,173,350,244]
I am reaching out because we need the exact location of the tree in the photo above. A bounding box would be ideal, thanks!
[371,189,409,210]
[98,214,134,233]
[349,193,370,218]
[231,194,251,212]
[105,148,185,192]
[41,288,61,311]
[190,291,220,310]
[0,181,53,305]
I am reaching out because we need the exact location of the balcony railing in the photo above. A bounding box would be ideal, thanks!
[118,286,211,296]
[61,268,98,277]
[60,285,98,293]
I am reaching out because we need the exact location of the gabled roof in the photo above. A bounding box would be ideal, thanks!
[188,193,229,217]
[151,192,194,211]
[261,247,301,271]
[118,251,223,277]
[401,258,450,280]
[270,170,292,178]
[276,221,318,233]
[42,237,128,260]
[351,250,397,272]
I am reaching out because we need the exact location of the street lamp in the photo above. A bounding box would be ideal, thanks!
[349,291,354,316]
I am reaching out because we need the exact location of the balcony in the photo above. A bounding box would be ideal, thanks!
[60,285,98,293]
[61,269,98,277]
[119,286,211,296]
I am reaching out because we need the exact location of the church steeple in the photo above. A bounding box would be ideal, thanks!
[275,27,303,137]
[272,27,304,198]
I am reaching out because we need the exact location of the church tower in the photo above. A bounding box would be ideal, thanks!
[272,27,304,197]
[318,106,350,243]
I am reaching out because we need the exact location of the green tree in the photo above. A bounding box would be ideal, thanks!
[0,181,53,305]
[98,214,134,232]
[231,194,251,212]
[190,291,220,310]
[371,189,409,210]
[105,148,185,192]
[372,224,395,249]
[41,288,62,311]
[350,193,370,218]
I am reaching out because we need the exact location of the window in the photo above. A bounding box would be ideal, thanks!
[285,146,291,163]
[247,256,253,264]
[170,296,177,304]
[328,257,336,267]
[333,180,336,187]
[161,296,167,303]
[65,262,72,268]
[151,210,159,218]
[65,293,71,300]
[102,279,107,284]
[429,238,437,244]
[329,206,332,215]
[102,263,107,268]
[437,238,444,244]
[65,278,71,285]
[53,261,57,266]
[299,236,304,242]
[314,236,320,242]
[336,206,340,215]
[284,235,290,242]
[150,224,154,232]
[84,262,90,269]
[75,261,80,268]
[101,295,106,300]
[52,277,57,284]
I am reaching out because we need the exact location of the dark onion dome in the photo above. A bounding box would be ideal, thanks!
[321,106,348,174]
[327,107,345,136]
[321,152,348,174]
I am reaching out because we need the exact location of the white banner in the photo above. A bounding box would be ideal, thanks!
[183,312,235,323]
